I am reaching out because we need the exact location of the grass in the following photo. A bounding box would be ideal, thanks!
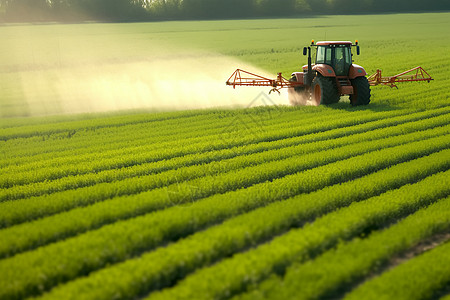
[1,12,449,117]
[0,12,449,300]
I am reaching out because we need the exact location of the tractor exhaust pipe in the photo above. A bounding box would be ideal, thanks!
[303,44,313,87]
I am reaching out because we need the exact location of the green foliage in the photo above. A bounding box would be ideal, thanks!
[1,121,448,259]
[345,233,450,300]
[24,153,450,300]
[1,107,447,199]
[235,197,450,300]
[1,135,449,299]
[148,171,450,300]
[0,14,449,300]
[1,0,449,22]
[1,13,449,117]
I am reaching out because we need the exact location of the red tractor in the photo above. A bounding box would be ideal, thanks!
[226,40,433,106]
[290,40,369,106]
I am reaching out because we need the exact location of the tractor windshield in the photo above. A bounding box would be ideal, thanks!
[316,45,352,76]
[316,46,332,65]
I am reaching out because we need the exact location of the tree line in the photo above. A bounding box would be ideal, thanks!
[0,0,448,22]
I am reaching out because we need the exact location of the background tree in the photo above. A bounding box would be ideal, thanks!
[294,0,312,14]
[180,0,254,19]
[255,0,296,17]
[5,0,49,21]
[0,0,449,23]
[147,0,182,19]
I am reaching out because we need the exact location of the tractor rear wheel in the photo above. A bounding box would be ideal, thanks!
[350,76,371,106]
[312,76,340,106]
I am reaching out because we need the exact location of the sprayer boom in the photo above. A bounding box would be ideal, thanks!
[367,66,433,88]
[226,41,434,106]
[226,69,301,94]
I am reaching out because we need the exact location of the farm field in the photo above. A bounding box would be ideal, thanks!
[0,12,450,299]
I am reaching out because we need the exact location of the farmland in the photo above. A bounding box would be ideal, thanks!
[1,12,450,300]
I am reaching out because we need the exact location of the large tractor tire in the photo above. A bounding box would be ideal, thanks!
[350,76,371,106]
[312,76,340,106]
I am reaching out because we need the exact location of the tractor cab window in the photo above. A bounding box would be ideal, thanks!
[316,46,332,65]
[335,45,352,76]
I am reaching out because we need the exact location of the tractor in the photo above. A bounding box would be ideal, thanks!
[226,40,433,106]
[290,40,369,106]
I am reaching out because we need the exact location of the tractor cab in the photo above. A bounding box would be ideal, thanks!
[302,41,360,77]
[315,41,354,76]
[299,40,369,106]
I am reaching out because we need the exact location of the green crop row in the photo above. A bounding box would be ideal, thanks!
[1,105,333,156]
[33,150,450,300]
[0,107,355,187]
[0,102,405,170]
[345,238,450,300]
[0,106,437,170]
[148,171,450,300]
[0,107,304,168]
[0,106,310,165]
[0,106,243,141]
[4,101,434,169]
[0,106,438,175]
[0,106,424,195]
[235,197,450,300]
[1,121,448,233]
[2,106,447,192]
[0,107,300,168]
[0,16,448,300]
[1,125,447,257]
[0,135,448,299]
[0,104,425,174]
[2,109,449,202]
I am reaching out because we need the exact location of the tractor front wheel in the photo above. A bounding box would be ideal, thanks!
[312,76,340,106]
[350,76,371,106]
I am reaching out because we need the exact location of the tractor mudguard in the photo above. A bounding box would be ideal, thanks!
[291,72,304,84]
[349,64,367,79]
[302,64,336,77]
[313,64,336,77]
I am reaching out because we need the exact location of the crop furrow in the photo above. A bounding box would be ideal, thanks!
[147,171,450,300]
[1,124,447,232]
[30,151,450,300]
[0,107,325,164]
[345,237,450,300]
[2,111,449,201]
[2,107,447,189]
[0,105,413,167]
[0,108,353,186]
[234,197,450,300]
[0,136,448,299]
[0,104,385,167]
[0,108,239,141]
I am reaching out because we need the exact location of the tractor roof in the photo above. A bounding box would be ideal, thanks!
[316,41,352,46]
